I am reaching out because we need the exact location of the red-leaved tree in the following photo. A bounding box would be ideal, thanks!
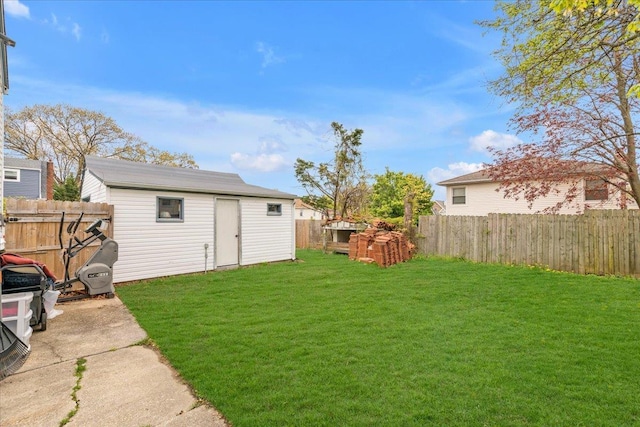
[481,0,640,212]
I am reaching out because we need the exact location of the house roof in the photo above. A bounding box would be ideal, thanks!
[437,170,492,186]
[84,156,296,199]
[437,161,616,187]
[5,157,45,170]
[294,199,321,211]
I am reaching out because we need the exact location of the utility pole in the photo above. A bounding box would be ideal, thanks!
[0,0,15,252]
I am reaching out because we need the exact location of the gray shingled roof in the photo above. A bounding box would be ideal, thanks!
[5,157,45,169]
[84,156,296,199]
[437,161,616,187]
[437,170,492,186]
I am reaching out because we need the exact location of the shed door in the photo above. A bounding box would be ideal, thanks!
[216,199,239,267]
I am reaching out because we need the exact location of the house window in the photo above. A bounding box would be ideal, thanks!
[157,197,184,221]
[267,203,282,216]
[4,169,19,182]
[452,187,466,205]
[585,178,608,201]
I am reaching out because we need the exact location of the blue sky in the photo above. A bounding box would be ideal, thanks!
[3,0,524,201]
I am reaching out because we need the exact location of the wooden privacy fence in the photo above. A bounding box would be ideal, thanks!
[4,199,114,282]
[416,210,640,278]
[295,219,324,249]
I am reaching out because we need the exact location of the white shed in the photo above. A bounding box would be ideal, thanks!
[81,156,296,283]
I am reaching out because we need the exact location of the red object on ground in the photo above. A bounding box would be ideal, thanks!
[0,253,58,281]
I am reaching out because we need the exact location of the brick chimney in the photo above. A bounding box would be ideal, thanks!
[46,161,54,200]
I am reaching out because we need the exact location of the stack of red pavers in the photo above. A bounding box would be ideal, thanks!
[348,228,415,267]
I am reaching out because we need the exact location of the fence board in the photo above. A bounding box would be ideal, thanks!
[417,211,640,278]
[295,220,323,249]
[4,199,114,285]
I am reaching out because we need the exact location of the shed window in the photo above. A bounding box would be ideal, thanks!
[4,169,19,182]
[157,197,183,221]
[267,203,282,216]
[585,178,608,201]
[452,187,466,205]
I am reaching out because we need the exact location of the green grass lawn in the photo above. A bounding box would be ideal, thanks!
[117,250,640,426]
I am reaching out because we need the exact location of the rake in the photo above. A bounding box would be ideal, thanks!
[0,320,30,380]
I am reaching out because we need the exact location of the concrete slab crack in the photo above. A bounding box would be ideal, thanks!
[59,357,86,426]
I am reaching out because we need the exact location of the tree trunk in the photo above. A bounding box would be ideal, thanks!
[613,51,640,207]
[404,192,415,243]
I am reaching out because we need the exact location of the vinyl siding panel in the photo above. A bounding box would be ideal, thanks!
[4,168,41,199]
[296,207,323,220]
[444,181,638,216]
[110,189,214,283]
[241,198,294,265]
[81,172,107,203]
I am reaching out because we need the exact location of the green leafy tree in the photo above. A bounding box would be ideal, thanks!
[479,0,640,211]
[295,122,368,219]
[5,104,198,192]
[549,0,640,95]
[370,168,434,222]
[53,175,80,201]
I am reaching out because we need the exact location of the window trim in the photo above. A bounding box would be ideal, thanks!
[452,187,466,205]
[4,168,20,182]
[267,203,282,216]
[157,197,184,222]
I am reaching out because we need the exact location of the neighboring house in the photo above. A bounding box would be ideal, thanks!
[81,156,296,283]
[431,200,446,215]
[294,199,325,220]
[438,168,639,216]
[4,157,54,200]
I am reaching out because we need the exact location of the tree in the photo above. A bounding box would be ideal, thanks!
[5,104,198,191]
[53,175,80,201]
[370,168,434,223]
[295,122,368,219]
[549,0,640,96]
[480,0,640,211]
[300,194,333,218]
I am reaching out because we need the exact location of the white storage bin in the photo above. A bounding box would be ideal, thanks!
[1,292,34,345]
[1,299,20,317]
[22,325,33,349]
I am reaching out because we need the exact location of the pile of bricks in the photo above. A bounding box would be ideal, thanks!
[348,228,415,267]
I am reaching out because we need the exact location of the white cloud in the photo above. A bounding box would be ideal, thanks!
[72,23,81,41]
[469,129,522,153]
[43,13,82,41]
[427,161,484,185]
[427,161,485,201]
[258,136,288,154]
[256,41,284,69]
[230,135,292,172]
[47,13,58,26]
[230,152,289,172]
[4,0,30,19]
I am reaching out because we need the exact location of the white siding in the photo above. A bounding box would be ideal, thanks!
[296,207,323,220]
[81,172,107,203]
[109,189,215,283]
[240,198,295,265]
[83,181,295,282]
[445,180,638,216]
